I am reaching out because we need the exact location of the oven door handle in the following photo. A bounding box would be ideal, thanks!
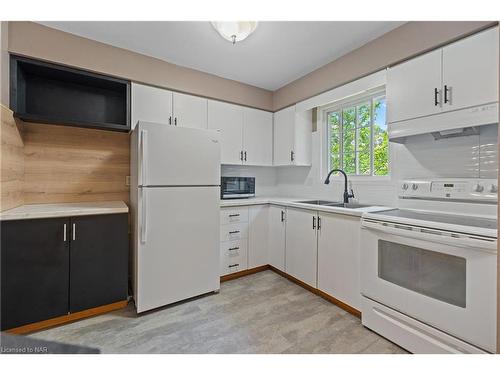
[361,220,497,253]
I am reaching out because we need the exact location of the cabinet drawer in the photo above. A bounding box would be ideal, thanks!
[220,222,248,241]
[220,208,249,225]
[220,240,248,276]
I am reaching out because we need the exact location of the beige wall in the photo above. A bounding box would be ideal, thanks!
[1,21,9,107]
[7,22,273,111]
[273,21,496,110]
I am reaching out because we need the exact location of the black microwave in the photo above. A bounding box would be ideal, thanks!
[221,177,255,199]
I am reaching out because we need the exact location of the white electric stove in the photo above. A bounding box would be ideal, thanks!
[360,178,497,354]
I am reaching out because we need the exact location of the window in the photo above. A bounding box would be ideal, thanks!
[326,93,388,176]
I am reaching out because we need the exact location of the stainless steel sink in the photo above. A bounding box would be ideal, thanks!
[295,200,373,209]
[328,202,373,209]
[295,200,339,205]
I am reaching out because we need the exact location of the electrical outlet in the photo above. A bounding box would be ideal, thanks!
[126,176,130,186]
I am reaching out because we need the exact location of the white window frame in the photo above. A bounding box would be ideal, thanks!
[319,87,390,181]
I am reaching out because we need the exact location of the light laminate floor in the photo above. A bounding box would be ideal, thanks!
[30,270,407,354]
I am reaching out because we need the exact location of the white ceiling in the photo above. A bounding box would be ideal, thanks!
[38,21,404,91]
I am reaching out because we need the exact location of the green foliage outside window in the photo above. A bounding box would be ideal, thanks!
[328,96,388,176]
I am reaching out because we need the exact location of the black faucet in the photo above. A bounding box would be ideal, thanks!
[324,169,355,204]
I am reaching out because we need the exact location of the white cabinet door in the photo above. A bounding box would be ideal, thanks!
[172,92,208,129]
[268,205,286,271]
[208,100,244,165]
[317,213,361,310]
[293,109,312,166]
[273,106,295,166]
[243,108,273,166]
[442,27,499,112]
[285,208,318,287]
[131,83,173,129]
[248,205,269,268]
[387,49,442,123]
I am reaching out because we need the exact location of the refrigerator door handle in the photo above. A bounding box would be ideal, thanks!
[140,189,148,243]
[140,129,148,186]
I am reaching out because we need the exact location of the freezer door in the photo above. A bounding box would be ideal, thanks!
[137,122,220,186]
[136,186,220,313]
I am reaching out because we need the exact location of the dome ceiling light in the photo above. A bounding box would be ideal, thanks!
[211,21,258,45]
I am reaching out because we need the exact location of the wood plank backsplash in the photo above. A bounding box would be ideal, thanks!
[0,105,24,211]
[22,122,130,205]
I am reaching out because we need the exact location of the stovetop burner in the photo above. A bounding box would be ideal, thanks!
[372,209,497,230]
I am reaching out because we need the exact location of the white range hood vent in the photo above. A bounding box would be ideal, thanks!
[430,126,479,140]
[389,102,498,144]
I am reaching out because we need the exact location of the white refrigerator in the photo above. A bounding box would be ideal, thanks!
[130,121,221,313]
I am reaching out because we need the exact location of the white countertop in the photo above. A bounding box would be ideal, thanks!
[220,196,390,217]
[0,201,129,221]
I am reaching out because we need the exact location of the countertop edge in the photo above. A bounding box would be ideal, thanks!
[0,201,129,221]
[220,197,390,217]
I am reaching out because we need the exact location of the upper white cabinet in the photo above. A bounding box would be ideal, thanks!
[442,28,499,112]
[243,108,273,166]
[268,205,286,271]
[273,106,312,166]
[285,207,318,288]
[172,92,208,129]
[387,50,442,123]
[131,83,207,129]
[208,101,273,166]
[208,100,244,164]
[131,83,173,128]
[387,27,499,124]
[317,212,361,310]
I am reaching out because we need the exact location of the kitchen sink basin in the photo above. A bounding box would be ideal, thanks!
[295,200,339,205]
[328,203,373,209]
[295,200,373,209]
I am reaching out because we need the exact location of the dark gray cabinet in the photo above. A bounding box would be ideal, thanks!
[10,55,131,132]
[1,214,128,331]
[1,217,70,330]
[69,214,128,313]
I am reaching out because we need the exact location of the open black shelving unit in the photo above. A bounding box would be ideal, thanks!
[10,55,131,132]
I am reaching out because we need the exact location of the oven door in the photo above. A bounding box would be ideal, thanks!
[360,219,497,352]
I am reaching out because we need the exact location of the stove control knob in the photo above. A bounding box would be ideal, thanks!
[473,183,484,193]
[411,183,419,191]
[489,184,498,193]
[401,183,409,191]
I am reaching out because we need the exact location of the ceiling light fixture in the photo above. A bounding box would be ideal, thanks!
[211,21,258,45]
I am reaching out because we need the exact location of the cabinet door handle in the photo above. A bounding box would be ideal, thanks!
[63,224,67,242]
[434,88,440,106]
[229,230,240,234]
[228,263,240,268]
[72,223,76,241]
[228,214,240,217]
[240,150,244,161]
[281,210,285,222]
[174,117,178,126]
[169,116,172,125]
[317,216,321,230]
[312,216,316,229]
[290,150,295,162]
[228,247,240,251]
[444,85,451,104]
[244,151,247,161]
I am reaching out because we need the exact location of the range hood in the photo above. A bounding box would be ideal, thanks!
[389,102,498,143]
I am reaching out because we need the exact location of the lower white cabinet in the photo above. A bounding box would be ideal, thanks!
[248,205,269,268]
[317,212,361,310]
[284,207,318,288]
[220,239,248,276]
[219,205,268,276]
[268,205,286,271]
